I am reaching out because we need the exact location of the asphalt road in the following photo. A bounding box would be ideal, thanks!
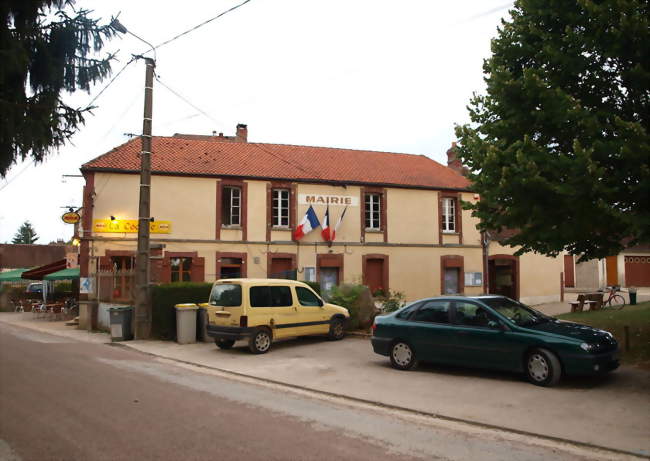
[0,322,634,461]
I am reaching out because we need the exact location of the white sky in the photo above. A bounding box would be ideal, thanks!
[0,0,513,244]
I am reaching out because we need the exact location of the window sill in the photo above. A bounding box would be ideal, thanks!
[222,225,242,230]
[365,229,383,233]
[271,227,292,231]
[441,231,459,235]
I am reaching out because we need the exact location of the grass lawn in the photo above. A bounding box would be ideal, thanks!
[557,301,650,365]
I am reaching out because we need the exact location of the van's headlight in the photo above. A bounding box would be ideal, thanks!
[580,342,597,352]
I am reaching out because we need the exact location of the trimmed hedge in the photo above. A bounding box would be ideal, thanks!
[151,282,212,340]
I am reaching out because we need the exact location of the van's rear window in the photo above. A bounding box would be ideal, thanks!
[209,284,242,306]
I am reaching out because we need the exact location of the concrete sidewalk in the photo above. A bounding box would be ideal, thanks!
[1,312,648,457]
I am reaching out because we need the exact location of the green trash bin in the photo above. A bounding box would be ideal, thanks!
[108,306,133,341]
[629,288,637,305]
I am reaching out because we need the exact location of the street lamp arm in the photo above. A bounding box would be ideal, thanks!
[110,18,157,62]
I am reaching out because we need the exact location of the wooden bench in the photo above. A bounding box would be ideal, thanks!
[583,300,598,311]
[569,301,582,312]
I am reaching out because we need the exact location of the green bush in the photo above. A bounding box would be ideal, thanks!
[304,281,321,295]
[377,289,406,313]
[55,281,73,293]
[327,284,367,330]
[151,282,213,340]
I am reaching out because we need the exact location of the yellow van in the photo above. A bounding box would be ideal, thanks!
[205,278,350,353]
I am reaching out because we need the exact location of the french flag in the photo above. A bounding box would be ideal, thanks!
[294,205,320,240]
[332,205,347,241]
[321,206,332,241]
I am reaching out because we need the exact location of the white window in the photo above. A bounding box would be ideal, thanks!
[272,189,290,227]
[222,186,241,226]
[442,197,456,233]
[365,193,381,230]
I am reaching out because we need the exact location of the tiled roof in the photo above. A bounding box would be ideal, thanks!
[82,137,470,190]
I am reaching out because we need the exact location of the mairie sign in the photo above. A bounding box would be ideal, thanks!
[93,219,171,234]
[298,194,359,206]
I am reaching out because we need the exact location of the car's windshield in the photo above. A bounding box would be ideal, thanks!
[480,297,550,326]
[209,283,242,307]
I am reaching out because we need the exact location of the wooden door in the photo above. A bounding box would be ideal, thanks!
[624,256,650,286]
[365,258,384,294]
[563,255,575,287]
[606,255,618,286]
[270,258,293,279]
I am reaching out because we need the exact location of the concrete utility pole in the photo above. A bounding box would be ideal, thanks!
[134,57,155,339]
[111,18,158,339]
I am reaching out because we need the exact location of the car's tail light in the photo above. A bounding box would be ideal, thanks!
[240,315,248,328]
[371,322,377,333]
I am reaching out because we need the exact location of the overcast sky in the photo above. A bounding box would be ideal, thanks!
[0,0,513,244]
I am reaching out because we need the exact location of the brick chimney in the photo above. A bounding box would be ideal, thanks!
[446,141,463,173]
[236,123,248,142]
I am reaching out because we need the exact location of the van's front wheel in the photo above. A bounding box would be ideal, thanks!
[328,318,345,340]
[249,329,272,354]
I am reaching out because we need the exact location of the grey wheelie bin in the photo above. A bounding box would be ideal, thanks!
[108,306,134,341]
[175,303,199,344]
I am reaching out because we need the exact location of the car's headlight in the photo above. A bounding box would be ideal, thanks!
[580,342,597,352]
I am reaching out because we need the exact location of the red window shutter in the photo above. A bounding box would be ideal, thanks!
[191,257,205,282]
[161,257,171,283]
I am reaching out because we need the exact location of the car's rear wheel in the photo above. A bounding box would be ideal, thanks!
[526,348,561,386]
[215,339,235,350]
[249,329,272,354]
[328,318,345,340]
[390,341,417,370]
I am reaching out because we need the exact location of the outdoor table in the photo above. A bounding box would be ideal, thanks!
[577,292,604,311]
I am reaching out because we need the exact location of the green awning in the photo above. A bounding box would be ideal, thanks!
[43,267,80,281]
[0,268,30,282]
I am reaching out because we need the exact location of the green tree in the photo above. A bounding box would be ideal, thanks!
[1,0,119,177]
[455,0,649,261]
[12,221,39,244]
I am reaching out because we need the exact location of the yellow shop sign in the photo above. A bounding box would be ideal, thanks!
[93,219,171,234]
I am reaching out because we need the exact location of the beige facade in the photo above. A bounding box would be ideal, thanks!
[83,172,563,304]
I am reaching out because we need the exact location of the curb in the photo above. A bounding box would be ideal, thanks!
[112,341,648,460]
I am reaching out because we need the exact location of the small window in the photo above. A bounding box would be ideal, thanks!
[209,284,242,306]
[272,189,290,227]
[442,197,456,233]
[365,193,381,230]
[454,302,497,328]
[296,286,322,307]
[250,286,293,307]
[170,257,192,282]
[222,186,241,226]
[412,301,450,324]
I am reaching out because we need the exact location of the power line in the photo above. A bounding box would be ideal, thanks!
[99,87,144,142]
[85,56,137,109]
[155,75,225,128]
[150,0,253,52]
[0,160,35,192]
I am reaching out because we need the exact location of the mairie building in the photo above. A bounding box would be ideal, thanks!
[78,124,562,306]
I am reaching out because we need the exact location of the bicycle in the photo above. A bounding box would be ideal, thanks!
[601,285,626,310]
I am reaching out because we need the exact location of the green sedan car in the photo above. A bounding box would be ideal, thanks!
[371,295,619,386]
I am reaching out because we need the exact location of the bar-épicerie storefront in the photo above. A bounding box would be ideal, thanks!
[77,126,563,318]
